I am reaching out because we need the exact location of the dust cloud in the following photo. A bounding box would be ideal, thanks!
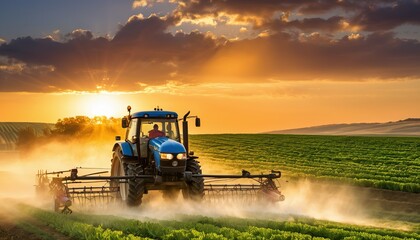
[97,175,371,225]
[0,139,112,199]
[0,138,115,226]
[0,141,412,231]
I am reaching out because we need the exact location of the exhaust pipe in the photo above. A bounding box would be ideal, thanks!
[182,111,191,155]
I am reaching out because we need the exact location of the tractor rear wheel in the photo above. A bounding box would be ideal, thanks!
[182,159,204,201]
[111,148,145,207]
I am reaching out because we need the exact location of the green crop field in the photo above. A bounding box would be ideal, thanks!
[2,133,419,239]
[16,204,420,239]
[190,134,420,193]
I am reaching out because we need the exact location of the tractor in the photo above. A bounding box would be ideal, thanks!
[35,106,284,213]
[110,106,203,206]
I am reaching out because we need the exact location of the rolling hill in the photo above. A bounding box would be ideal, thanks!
[268,118,420,136]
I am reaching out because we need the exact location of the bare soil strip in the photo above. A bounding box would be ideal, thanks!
[0,200,70,240]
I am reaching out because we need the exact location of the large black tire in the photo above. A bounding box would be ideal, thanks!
[126,163,145,206]
[182,159,204,201]
[111,148,145,207]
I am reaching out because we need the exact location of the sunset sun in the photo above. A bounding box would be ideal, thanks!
[83,92,123,117]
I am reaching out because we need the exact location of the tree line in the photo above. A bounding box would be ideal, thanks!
[16,116,123,153]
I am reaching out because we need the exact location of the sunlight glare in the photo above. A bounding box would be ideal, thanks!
[84,92,122,117]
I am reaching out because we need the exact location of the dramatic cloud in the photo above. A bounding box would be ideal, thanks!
[0,15,221,92]
[201,31,420,82]
[353,0,420,31]
[176,0,356,18]
[1,1,420,93]
[262,16,348,33]
[175,0,419,32]
[65,29,94,41]
[132,0,149,9]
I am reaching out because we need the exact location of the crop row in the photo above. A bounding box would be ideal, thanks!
[189,134,420,192]
[0,122,53,150]
[23,205,419,240]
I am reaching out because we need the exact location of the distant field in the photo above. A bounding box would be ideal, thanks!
[268,118,420,136]
[190,134,420,193]
[0,122,54,150]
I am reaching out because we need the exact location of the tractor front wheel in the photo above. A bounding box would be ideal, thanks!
[182,159,204,201]
[126,163,145,206]
[111,148,145,207]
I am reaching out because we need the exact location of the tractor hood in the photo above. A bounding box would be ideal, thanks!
[149,137,186,171]
[149,137,186,154]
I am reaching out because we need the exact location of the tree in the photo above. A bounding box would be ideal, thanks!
[53,116,93,136]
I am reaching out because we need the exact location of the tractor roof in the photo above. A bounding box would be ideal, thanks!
[131,110,178,118]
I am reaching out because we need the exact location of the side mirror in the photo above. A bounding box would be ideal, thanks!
[195,117,201,127]
[122,117,128,128]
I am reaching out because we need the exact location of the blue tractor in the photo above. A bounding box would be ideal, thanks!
[110,106,204,206]
[35,106,285,212]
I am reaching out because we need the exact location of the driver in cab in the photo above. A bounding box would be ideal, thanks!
[148,124,165,138]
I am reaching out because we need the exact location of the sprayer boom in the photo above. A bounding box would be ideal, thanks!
[35,168,284,213]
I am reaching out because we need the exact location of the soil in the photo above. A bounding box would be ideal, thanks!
[0,201,71,240]
[0,223,43,240]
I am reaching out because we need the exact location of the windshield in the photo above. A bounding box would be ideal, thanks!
[139,118,180,141]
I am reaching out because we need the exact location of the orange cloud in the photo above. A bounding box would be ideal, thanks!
[1,1,420,93]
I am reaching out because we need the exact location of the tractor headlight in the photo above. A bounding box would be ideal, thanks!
[160,153,173,160]
[176,153,187,160]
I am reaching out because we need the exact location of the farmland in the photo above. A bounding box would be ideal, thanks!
[190,134,420,193]
[1,129,419,239]
[2,203,419,240]
[0,122,53,150]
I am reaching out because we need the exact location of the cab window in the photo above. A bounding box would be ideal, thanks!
[126,118,138,143]
[164,121,179,140]
[140,119,179,141]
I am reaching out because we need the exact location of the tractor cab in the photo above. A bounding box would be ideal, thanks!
[115,106,199,177]
[124,109,180,139]
[123,109,181,155]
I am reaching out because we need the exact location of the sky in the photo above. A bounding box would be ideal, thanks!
[0,0,420,133]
